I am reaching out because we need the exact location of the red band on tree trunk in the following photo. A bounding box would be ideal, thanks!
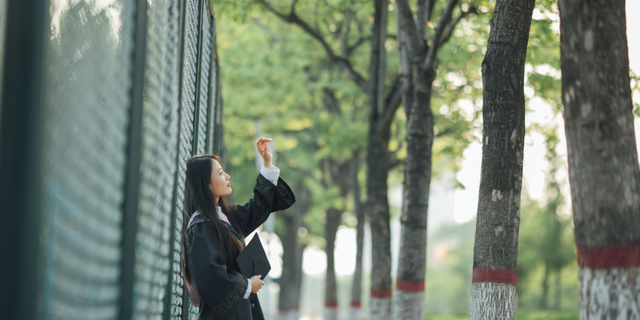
[370,289,392,298]
[577,241,640,269]
[325,301,338,308]
[472,268,517,285]
[396,280,425,292]
[350,300,361,308]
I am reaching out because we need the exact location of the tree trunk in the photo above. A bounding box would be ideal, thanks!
[320,89,358,319]
[554,270,561,312]
[324,208,341,320]
[392,0,466,318]
[277,185,309,320]
[392,25,434,320]
[278,211,305,320]
[558,1,640,318]
[469,0,534,319]
[366,124,392,320]
[540,265,549,310]
[350,156,365,320]
[366,1,393,319]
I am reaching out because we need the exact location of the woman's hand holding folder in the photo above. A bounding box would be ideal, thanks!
[250,275,264,294]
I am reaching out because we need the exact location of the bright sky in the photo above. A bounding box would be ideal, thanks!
[286,2,640,277]
[48,0,122,37]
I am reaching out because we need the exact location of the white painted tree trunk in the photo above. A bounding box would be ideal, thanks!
[469,282,516,320]
[324,306,338,320]
[579,267,640,319]
[349,306,362,320]
[392,290,424,320]
[369,297,392,320]
[277,310,299,320]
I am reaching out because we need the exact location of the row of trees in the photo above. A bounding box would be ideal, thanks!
[216,0,640,319]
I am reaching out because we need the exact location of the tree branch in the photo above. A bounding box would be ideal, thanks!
[346,36,370,57]
[417,0,427,40]
[256,0,368,91]
[421,0,437,42]
[323,88,342,115]
[339,0,356,57]
[434,128,453,138]
[438,5,478,47]
[395,0,424,59]
[356,17,365,37]
[379,76,402,132]
[388,153,403,170]
[426,0,437,23]
[252,17,279,42]
[422,0,459,71]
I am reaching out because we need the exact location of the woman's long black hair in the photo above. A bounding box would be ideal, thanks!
[181,155,245,284]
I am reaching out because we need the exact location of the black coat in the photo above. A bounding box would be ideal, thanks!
[185,174,295,320]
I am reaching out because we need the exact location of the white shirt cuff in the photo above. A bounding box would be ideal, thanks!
[260,165,280,186]
[244,279,251,299]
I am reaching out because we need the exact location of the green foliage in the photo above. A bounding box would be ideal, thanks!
[631,70,640,117]
[423,212,578,314]
[218,0,482,248]
[525,2,562,112]
[216,2,581,292]
[425,220,475,314]
[429,1,491,177]
[516,125,577,311]
[387,0,491,186]
[216,1,372,248]
[516,262,580,312]
[524,0,640,119]
[220,0,486,204]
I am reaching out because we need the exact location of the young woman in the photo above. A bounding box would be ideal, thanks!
[181,137,295,319]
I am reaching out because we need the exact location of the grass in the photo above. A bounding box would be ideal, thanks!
[513,310,579,320]
[425,310,579,320]
[424,314,468,320]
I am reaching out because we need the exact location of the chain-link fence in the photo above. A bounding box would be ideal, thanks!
[0,1,223,319]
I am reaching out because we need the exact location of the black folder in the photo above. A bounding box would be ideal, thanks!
[237,234,271,278]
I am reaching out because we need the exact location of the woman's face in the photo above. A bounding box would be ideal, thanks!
[210,159,232,200]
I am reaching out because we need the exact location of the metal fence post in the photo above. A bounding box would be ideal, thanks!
[0,0,223,319]
[181,0,204,316]
[163,0,188,317]
[191,0,206,154]
[205,4,218,155]
[213,96,224,156]
[0,1,48,319]
[118,0,149,319]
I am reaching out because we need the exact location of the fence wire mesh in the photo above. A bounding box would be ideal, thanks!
[39,1,135,319]
[130,0,182,318]
[196,1,213,156]
[18,0,222,319]
[172,0,201,318]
